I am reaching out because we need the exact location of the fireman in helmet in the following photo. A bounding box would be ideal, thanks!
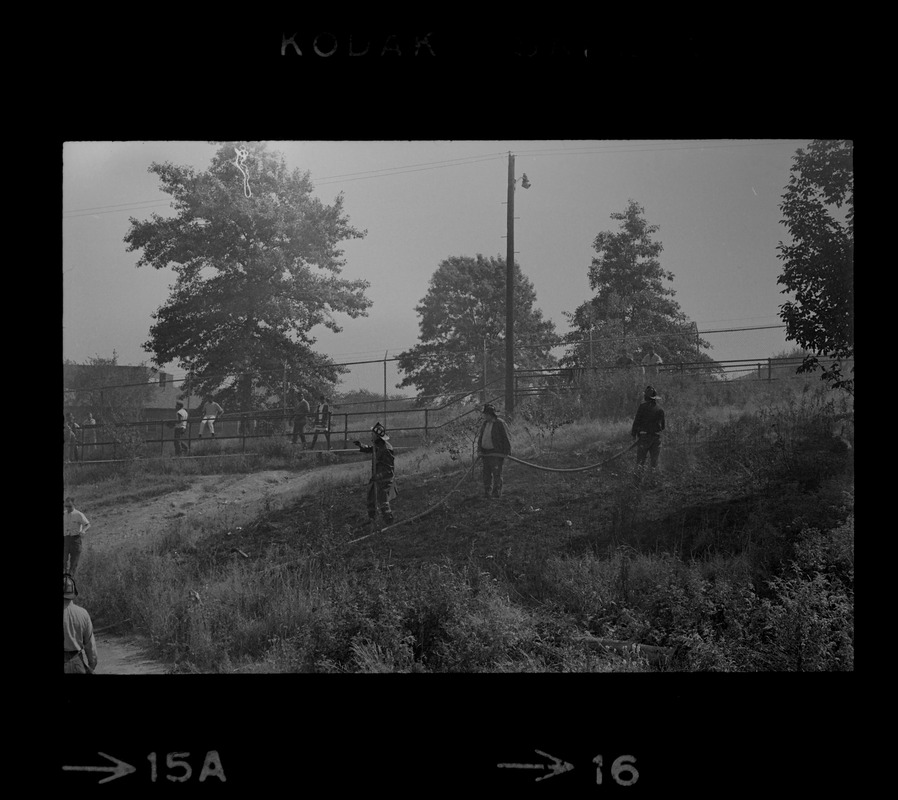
[353,422,396,527]
[477,403,511,498]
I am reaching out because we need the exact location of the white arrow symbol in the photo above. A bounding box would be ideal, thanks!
[497,749,575,781]
[62,752,136,784]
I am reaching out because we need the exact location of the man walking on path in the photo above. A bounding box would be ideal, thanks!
[199,395,224,439]
[641,345,663,379]
[353,422,396,529]
[63,574,98,674]
[476,403,511,498]
[291,392,311,448]
[81,412,97,459]
[631,386,665,485]
[310,395,332,451]
[64,415,72,462]
[65,413,81,463]
[64,496,90,575]
[172,401,189,456]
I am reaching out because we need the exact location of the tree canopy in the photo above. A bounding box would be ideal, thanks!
[396,254,557,402]
[564,199,711,368]
[777,140,854,393]
[124,141,371,413]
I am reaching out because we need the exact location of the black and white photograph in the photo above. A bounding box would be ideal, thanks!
[57,23,856,796]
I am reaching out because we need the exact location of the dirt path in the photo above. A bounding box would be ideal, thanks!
[93,633,168,675]
[81,459,377,674]
[86,460,373,555]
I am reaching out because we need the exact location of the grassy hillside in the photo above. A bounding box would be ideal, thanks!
[74,372,854,672]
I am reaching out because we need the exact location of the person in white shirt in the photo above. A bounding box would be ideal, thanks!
[291,393,312,448]
[309,396,332,451]
[199,396,224,438]
[641,345,663,378]
[80,412,97,460]
[173,401,189,456]
[64,496,91,575]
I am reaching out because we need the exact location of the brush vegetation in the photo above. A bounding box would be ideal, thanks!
[73,370,853,672]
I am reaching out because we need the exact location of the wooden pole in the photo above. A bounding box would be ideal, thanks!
[505,153,515,417]
[482,338,487,404]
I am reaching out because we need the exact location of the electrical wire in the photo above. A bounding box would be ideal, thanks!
[64,140,807,217]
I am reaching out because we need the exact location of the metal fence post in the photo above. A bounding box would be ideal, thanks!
[767,358,772,381]
[424,408,429,441]
[343,413,348,449]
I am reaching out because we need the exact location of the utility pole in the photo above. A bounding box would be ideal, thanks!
[383,351,388,428]
[505,152,515,417]
[482,338,488,405]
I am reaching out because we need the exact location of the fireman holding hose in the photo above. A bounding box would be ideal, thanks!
[353,422,396,529]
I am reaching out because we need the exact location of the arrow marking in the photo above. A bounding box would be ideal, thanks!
[497,749,575,781]
[62,752,136,784]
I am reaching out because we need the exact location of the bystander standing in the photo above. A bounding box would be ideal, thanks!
[631,385,665,486]
[310,395,332,450]
[63,574,99,674]
[173,401,189,456]
[291,392,312,448]
[63,496,90,575]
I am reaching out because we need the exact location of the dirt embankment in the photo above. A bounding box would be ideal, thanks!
[88,462,372,554]
[83,460,374,674]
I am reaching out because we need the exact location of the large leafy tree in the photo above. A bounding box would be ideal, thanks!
[564,199,711,367]
[777,140,854,393]
[396,254,557,402]
[124,141,371,414]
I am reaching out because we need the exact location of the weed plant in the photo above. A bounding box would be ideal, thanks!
[78,372,853,672]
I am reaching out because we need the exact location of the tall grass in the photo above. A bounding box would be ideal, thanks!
[78,373,853,672]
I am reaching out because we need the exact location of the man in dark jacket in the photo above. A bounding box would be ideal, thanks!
[631,385,665,484]
[615,351,637,368]
[353,422,395,527]
[477,403,511,498]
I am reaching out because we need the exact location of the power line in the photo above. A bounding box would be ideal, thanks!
[513,139,809,159]
[63,152,508,218]
[64,197,172,214]
[64,139,807,218]
[696,315,782,325]
[314,155,508,186]
[313,151,507,182]
[63,201,172,219]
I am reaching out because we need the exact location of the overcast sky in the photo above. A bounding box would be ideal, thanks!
[62,139,811,394]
